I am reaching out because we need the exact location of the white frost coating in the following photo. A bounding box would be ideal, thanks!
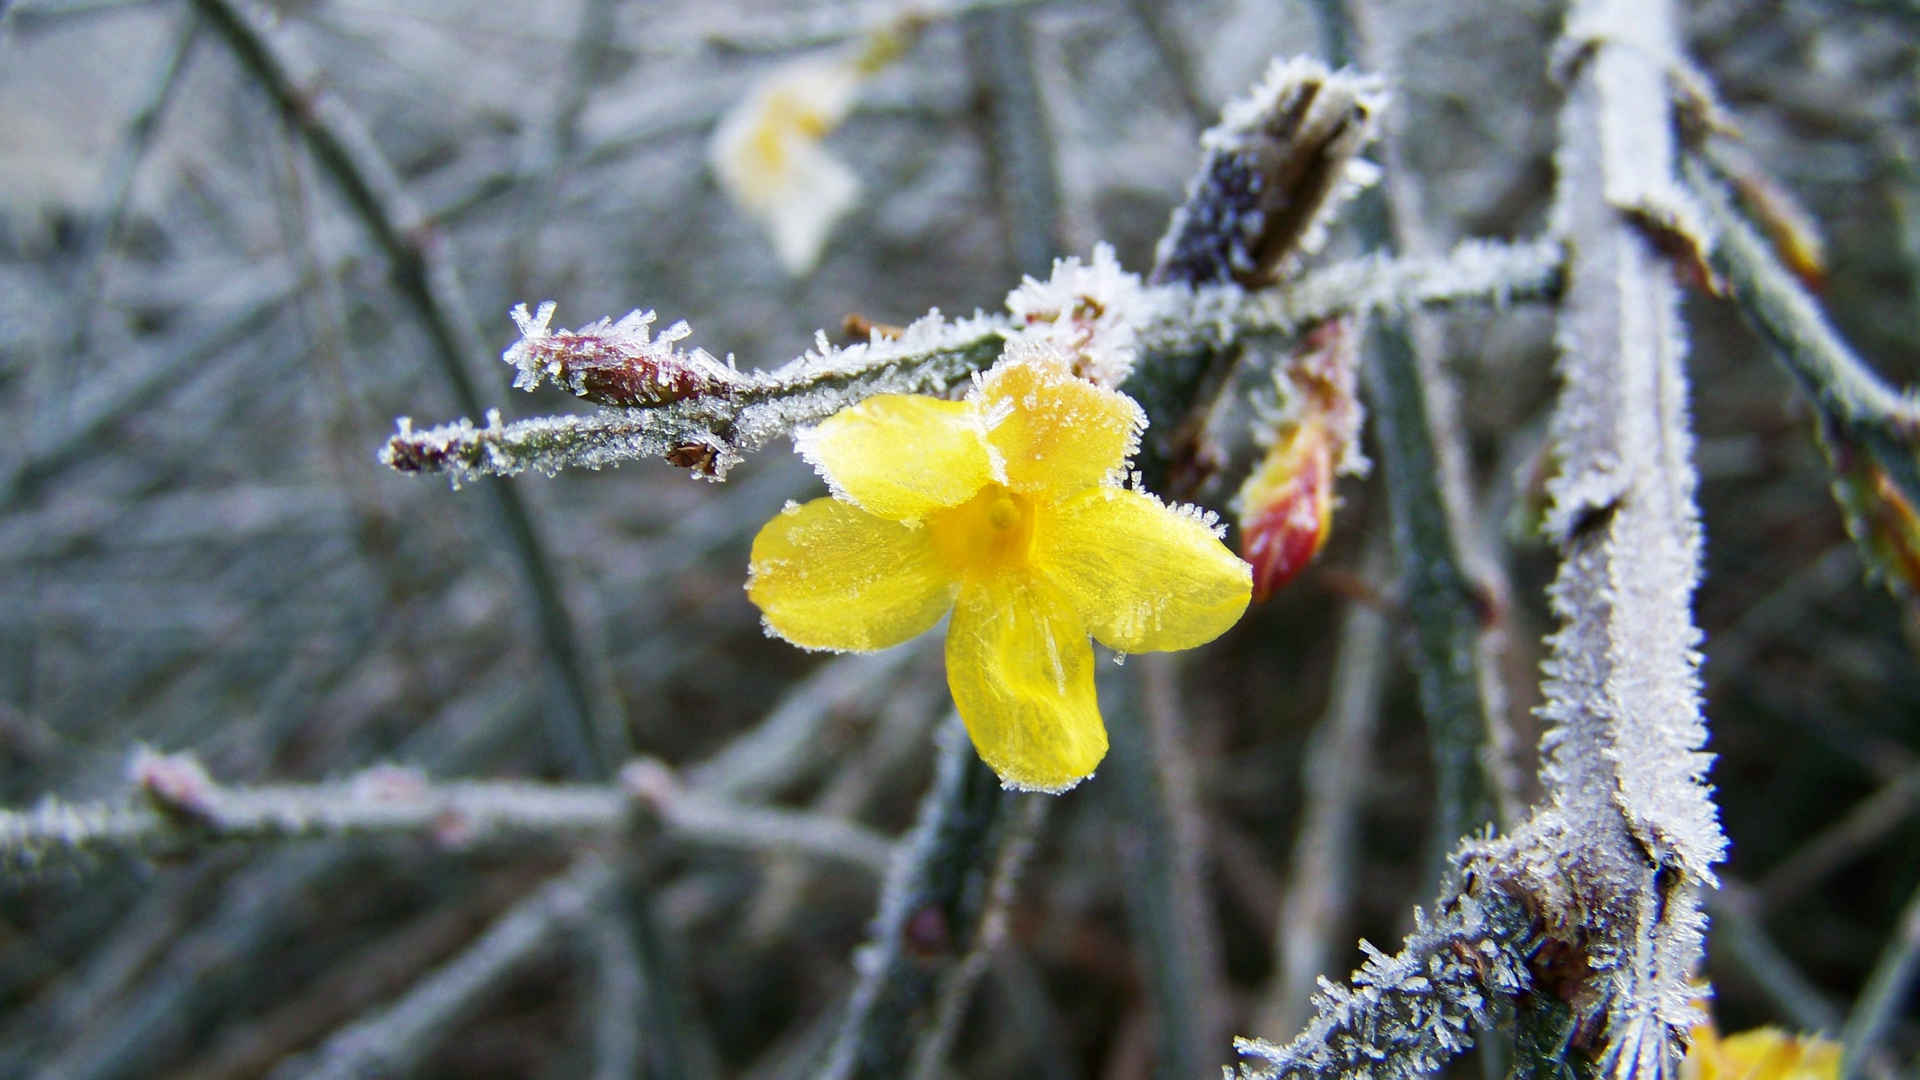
[1003,244,1147,386]
[501,302,740,402]
[1157,56,1388,286]
[1204,57,1383,151]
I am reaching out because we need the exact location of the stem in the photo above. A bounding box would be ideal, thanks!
[193,0,624,778]
[0,752,894,877]
[821,719,1024,1080]
[1099,659,1227,1078]
[272,857,617,1080]
[1840,880,1920,1080]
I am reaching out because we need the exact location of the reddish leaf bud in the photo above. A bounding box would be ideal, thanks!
[503,302,741,408]
[1238,422,1334,601]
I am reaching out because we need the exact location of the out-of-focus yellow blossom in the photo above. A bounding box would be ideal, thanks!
[1682,1019,1841,1080]
[746,345,1252,792]
[709,57,861,274]
[709,25,915,274]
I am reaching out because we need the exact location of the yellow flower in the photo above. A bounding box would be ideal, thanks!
[1683,1020,1842,1080]
[709,57,864,274]
[747,347,1252,792]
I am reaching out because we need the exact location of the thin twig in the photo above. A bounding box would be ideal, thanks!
[1707,883,1842,1035]
[1253,540,1389,1040]
[821,718,1023,1080]
[1687,154,1920,508]
[67,8,201,362]
[0,751,895,877]
[1840,879,1920,1080]
[1755,764,1920,914]
[271,856,617,1080]
[192,0,626,778]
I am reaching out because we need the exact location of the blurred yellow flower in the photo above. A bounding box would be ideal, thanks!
[747,346,1251,792]
[1683,1020,1841,1080]
[709,56,864,274]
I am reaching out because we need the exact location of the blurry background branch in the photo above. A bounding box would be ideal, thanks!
[0,749,894,877]
[1,0,1915,1076]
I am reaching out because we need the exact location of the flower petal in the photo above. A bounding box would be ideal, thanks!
[945,574,1106,792]
[973,351,1144,495]
[795,394,993,520]
[748,497,957,651]
[1038,487,1251,653]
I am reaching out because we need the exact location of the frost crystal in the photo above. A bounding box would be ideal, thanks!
[1154,56,1387,289]
[1003,244,1146,386]
[502,302,741,407]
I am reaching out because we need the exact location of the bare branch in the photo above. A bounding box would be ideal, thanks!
[271,856,617,1080]
[1840,880,1920,1080]
[380,240,1564,487]
[0,750,894,877]
[821,719,1032,1080]
[1686,155,1920,596]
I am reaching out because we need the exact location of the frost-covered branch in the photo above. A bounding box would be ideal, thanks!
[0,750,894,877]
[1490,0,1726,1075]
[380,239,1563,486]
[1232,870,1536,1080]
[1235,4,1728,1077]
[1685,155,1920,596]
[195,0,624,778]
[821,720,1033,1080]
[273,855,618,1080]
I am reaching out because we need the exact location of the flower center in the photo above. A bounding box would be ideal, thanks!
[929,484,1036,577]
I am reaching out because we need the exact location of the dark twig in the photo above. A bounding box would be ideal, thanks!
[1099,659,1227,1079]
[0,750,894,877]
[192,0,625,777]
[1253,540,1389,1039]
[907,792,1047,1080]
[1841,880,1920,1080]
[1340,0,1522,857]
[821,719,1025,1080]
[964,6,1061,278]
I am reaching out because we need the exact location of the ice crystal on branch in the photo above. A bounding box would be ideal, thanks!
[1004,244,1146,387]
[1153,57,1386,289]
[502,302,743,408]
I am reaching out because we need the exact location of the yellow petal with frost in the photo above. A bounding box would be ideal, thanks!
[796,394,993,520]
[945,574,1106,792]
[974,358,1143,495]
[1038,487,1251,653]
[748,497,957,651]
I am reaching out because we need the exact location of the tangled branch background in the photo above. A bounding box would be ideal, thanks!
[1,1,1916,1078]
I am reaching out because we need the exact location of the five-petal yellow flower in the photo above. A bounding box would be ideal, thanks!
[747,348,1252,792]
